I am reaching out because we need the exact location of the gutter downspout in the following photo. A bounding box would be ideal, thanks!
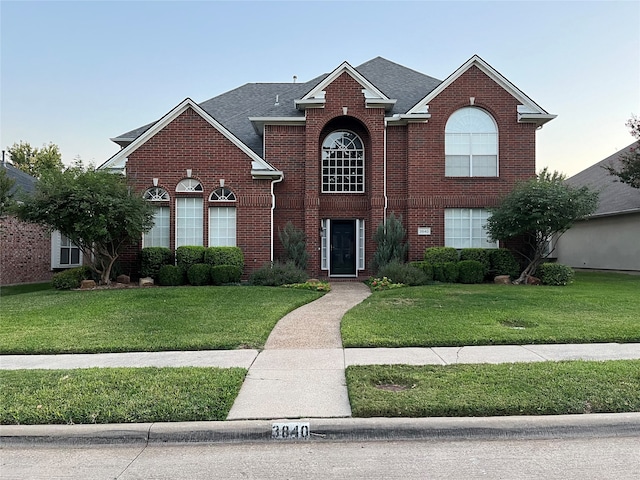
[383,118,389,223]
[270,174,285,263]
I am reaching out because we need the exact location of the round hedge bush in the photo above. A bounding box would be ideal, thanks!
[158,265,184,286]
[187,263,211,286]
[457,260,485,284]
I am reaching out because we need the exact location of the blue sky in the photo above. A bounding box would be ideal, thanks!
[1,0,638,176]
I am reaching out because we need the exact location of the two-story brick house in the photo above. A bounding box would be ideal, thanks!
[99,55,555,279]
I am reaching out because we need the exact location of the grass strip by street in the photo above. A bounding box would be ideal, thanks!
[0,367,246,425]
[342,272,640,347]
[0,286,322,354]
[346,360,640,418]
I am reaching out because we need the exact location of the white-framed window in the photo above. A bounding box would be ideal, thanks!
[444,208,497,249]
[321,131,365,193]
[209,207,236,247]
[51,231,83,269]
[209,187,236,202]
[176,179,203,193]
[358,219,365,270]
[176,197,203,247]
[143,187,170,201]
[321,219,328,270]
[143,206,170,248]
[445,107,498,177]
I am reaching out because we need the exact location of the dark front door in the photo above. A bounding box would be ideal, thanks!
[330,220,356,276]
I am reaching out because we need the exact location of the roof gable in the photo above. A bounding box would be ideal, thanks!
[566,143,640,217]
[99,98,280,176]
[407,55,556,127]
[295,61,396,111]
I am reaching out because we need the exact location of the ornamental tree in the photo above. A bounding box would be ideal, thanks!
[603,116,640,189]
[17,163,155,284]
[6,141,64,178]
[485,168,599,284]
[0,168,16,218]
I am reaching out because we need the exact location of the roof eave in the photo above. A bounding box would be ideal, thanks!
[249,117,306,136]
[518,113,558,128]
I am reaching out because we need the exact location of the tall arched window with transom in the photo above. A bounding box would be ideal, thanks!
[321,131,365,192]
[142,187,170,248]
[209,187,237,246]
[175,179,203,247]
[445,107,498,177]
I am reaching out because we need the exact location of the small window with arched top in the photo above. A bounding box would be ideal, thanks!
[143,187,170,201]
[209,187,236,202]
[445,107,498,177]
[176,179,203,193]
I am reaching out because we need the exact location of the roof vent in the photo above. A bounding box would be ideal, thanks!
[293,75,297,84]
[274,94,279,106]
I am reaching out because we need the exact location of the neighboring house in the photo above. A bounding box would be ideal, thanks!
[0,162,83,285]
[555,145,640,272]
[99,55,555,279]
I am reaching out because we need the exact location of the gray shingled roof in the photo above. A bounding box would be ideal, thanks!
[566,143,640,217]
[111,57,443,157]
[1,162,37,197]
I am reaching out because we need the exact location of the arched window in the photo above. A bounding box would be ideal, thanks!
[176,179,203,192]
[142,187,170,248]
[321,130,365,193]
[445,107,498,177]
[143,187,170,201]
[209,187,237,202]
[175,179,203,247]
[209,188,237,247]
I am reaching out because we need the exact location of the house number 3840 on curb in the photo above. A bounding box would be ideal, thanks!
[271,422,310,439]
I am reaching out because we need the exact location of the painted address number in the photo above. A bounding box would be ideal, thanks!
[271,422,310,440]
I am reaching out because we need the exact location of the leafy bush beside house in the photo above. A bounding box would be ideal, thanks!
[204,247,244,269]
[537,263,575,286]
[459,249,490,277]
[424,247,459,264]
[249,261,308,286]
[176,246,206,275]
[158,265,184,286]
[277,222,309,270]
[51,266,93,290]
[140,247,173,279]
[488,248,520,279]
[371,213,408,273]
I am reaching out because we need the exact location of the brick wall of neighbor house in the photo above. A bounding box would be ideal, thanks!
[120,108,276,277]
[0,216,53,285]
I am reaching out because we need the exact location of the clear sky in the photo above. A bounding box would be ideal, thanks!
[1,0,638,176]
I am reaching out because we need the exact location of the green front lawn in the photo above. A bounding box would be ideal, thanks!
[0,286,322,354]
[342,272,640,347]
[0,367,246,425]
[346,360,640,417]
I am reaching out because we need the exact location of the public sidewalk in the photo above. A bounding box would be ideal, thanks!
[1,282,640,444]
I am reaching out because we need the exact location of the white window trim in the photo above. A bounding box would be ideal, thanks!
[208,206,237,247]
[50,231,83,269]
[175,197,204,247]
[444,208,498,249]
[321,131,366,194]
[320,219,365,273]
[142,205,170,248]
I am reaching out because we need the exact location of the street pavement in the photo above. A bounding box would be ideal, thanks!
[1,282,639,444]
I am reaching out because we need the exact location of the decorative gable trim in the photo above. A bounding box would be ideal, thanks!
[295,61,396,111]
[407,55,557,127]
[99,98,281,177]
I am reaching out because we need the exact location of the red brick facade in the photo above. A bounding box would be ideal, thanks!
[0,215,53,285]
[106,56,553,280]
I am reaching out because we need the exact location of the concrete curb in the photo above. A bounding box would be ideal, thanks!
[2,413,639,445]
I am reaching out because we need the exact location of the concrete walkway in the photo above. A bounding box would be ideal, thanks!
[2,281,640,423]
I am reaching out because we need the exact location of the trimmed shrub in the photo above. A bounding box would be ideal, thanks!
[409,261,434,282]
[378,261,429,286]
[371,213,409,273]
[140,247,173,279]
[204,247,244,269]
[459,248,490,276]
[158,265,184,286]
[457,260,485,284]
[249,261,308,286]
[187,263,211,286]
[432,262,459,283]
[211,265,242,285]
[488,248,520,278]
[537,263,575,286]
[278,221,309,270]
[51,266,93,290]
[176,246,206,275]
[424,247,458,264]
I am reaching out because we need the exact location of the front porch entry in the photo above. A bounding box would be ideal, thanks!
[321,218,365,277]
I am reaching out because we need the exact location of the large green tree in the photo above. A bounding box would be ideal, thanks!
[6,141,64,178]
[17,163,156,284]
[604,116,640,189]
[486,169,599,284]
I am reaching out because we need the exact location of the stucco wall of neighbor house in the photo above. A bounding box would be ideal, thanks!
[0,215,54,285]
[555,212,640,272]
